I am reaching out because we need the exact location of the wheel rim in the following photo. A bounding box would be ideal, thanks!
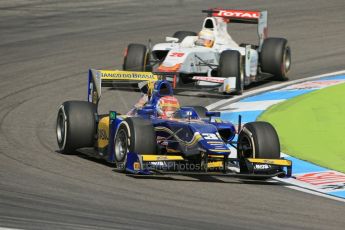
[283,47,291,73]
[238,134,254,158]
[115,129,128,162]
[56,110,66,147]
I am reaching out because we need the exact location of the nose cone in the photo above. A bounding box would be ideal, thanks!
[157,50,187,72]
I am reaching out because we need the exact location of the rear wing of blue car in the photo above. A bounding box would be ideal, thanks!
[87,69,158,105]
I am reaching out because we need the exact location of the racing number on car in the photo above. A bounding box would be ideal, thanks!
[202,133,219,140]
[169,52,184,57]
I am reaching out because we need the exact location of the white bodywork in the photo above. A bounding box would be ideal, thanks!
[152,12,267,92]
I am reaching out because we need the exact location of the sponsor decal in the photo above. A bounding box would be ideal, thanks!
[169,52,185,57]
[262,159,275,164]
[157,156,169,161]
[133,162,141,170]
[98,129,108,140]
[100,70,156,80]
[285,80,345,90]
[109,111,116,120]
[296,171,345,192]
[97,117,110,148]
[254,164,270,170]
[215,10,260,19]
[193,76,225,83]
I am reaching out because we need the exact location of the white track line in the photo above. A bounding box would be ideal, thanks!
[206,69,345,110]
[284,185,345,203]
[220,99,285,111]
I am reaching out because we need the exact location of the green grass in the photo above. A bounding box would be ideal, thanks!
[259,82,345,173]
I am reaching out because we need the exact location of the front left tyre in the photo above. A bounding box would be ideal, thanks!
[237,121,280,159]
[218,50,243,95]
[56,101,96,154]
[114,117,156,169]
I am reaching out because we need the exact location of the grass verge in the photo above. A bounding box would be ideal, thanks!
[259,83,345,173]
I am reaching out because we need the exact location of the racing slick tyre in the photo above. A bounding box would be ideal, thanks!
[114,117,156,170]
[260,37,291,81]
[218,50,243,95]
[189,106,208,119]
[237,121,281,175]
[56,101,97,154]
[172,31,197,42]
[123,43,148,71]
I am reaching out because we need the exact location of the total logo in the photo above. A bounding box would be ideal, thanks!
[216,10,260,19]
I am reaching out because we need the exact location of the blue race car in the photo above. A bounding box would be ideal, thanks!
[56,69,292,178]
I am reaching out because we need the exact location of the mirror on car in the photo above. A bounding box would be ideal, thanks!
[206,111,221,117]
[165,37,179,43]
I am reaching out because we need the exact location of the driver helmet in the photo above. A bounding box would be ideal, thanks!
[196,29,215,48]
[156,96,180,118]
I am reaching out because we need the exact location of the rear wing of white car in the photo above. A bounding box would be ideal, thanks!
[202,8,268,50]
[87,69,158,105]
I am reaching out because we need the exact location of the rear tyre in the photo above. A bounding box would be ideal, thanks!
[56,101,96,154]
[114,117,156,169]
[123,43,148,71]
[218,50,243,95]
[260,37,291,81]
[172,31,197,42]
[237,121,281,174]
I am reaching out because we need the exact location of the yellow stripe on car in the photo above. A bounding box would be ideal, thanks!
[247,158,292,166]
[208,155,225,158]
[142,155,184,161]
[207,141,224,145]
[207,161,223,168]
[209,149,231,153]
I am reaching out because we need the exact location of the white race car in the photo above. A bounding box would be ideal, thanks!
[123,9,291,95]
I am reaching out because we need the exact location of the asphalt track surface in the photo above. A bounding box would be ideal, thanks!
[1,0,345,229]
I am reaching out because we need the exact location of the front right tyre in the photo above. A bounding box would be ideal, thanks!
[260,37,291,81]
[237,121,281,175]
[218,50,243,95]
